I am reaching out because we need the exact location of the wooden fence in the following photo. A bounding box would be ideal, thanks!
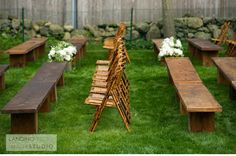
[0,0,236,27]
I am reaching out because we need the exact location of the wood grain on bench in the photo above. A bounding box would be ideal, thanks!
[187,38,223,66]
[212,57,236,100]
[165,57,222,132]
[32,62,66,86]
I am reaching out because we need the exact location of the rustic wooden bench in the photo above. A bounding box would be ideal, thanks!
[1,62,66,134]
[0,64,9,90]
[187,38,223,66]
[152,39,163,55]
[70,37,87,59]
[165,57,222,132]
[212,57,236,100]
[6,37,48,67]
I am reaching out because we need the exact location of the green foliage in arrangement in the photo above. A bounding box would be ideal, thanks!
[0,37,236,154]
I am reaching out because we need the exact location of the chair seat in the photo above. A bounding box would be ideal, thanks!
[85,93,115,107]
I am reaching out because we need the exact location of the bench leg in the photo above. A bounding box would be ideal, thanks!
[39,97,50,112]
[229,85,236,100]
[188,44,194,56]
[0,74,5,90]
[201,51,218,66]
[217,70,228,84]
[26,50,36,62]
[188,112,215,132]
[50,85,58,102]
[11,113,38,134]
[58,74,64,86]
[10,55,26,67]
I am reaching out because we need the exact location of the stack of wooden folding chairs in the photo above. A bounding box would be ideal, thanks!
[103,23,127,59]
[212,21,231,45]
[85,37,131,132]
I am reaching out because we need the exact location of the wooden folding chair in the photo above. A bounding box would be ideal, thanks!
[85,41,130,132]
[212,21,230,45]
[225,32,236,56]
[103,23,127,59]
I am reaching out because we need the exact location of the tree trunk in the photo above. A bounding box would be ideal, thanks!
[162,0,176,38]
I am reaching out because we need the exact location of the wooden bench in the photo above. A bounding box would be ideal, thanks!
[0,64,9,90]
[187,38,223,66]
[6,37,48,67]
[152,39,163,55]
[70,37,87,58]
[165,57,222,132]
[212,57,236,100]
[1,62,66,134]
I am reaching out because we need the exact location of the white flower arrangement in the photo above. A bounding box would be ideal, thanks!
[48,41,77,62]
[158,36,184,60]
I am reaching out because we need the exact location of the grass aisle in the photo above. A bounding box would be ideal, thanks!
[0,41,236,153]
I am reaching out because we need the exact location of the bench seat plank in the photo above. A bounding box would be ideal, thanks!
[187,38,223,51]
[175,83,222,112]
[31,62,67,84]
[165,57,202,83]
[212,57,236,82]
[212,57,236,100]
[1,81,54,113]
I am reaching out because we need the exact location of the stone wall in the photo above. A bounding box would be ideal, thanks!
[0,16,235,41]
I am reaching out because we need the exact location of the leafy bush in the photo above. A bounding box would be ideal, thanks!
[125,39,153,50]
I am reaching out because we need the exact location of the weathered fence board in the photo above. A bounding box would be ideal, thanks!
[0,0,236,27]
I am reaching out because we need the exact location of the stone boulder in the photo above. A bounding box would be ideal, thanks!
[71,29,90,37]
[0,19,10,30]
[49,24,64,34]
[207,24,218,32]
[195,32,211,40]
[12,19,20,29]
[32,23,40,32]
[125,30,140,40]
[84,25,101,37]
[187,17,203,29]
[64,25,74,32]
[212,29,221,38]
[40,26,50,36]
[63,32,71,40]
[146,25,161,40]
[136,22,150,33]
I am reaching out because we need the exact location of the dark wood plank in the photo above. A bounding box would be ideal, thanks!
[212,57,236,82]
[31,62,67,84]
[175,83,222,112]
[165,57,202,84]
[1,81,54,113]
[6,38,47,55]
[187,38,223,51]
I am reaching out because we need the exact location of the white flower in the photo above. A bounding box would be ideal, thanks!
[65,54,71,61]
[176,39,182,48]
[158,37,184,60]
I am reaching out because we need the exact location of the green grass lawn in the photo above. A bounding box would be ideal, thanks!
[0,38,236,154]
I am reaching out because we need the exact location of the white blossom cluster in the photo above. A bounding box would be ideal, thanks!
[158,36,184,60]
[48,41,77,62]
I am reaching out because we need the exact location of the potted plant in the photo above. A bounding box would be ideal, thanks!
[48,41,77,71]
[158,36,184,64]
